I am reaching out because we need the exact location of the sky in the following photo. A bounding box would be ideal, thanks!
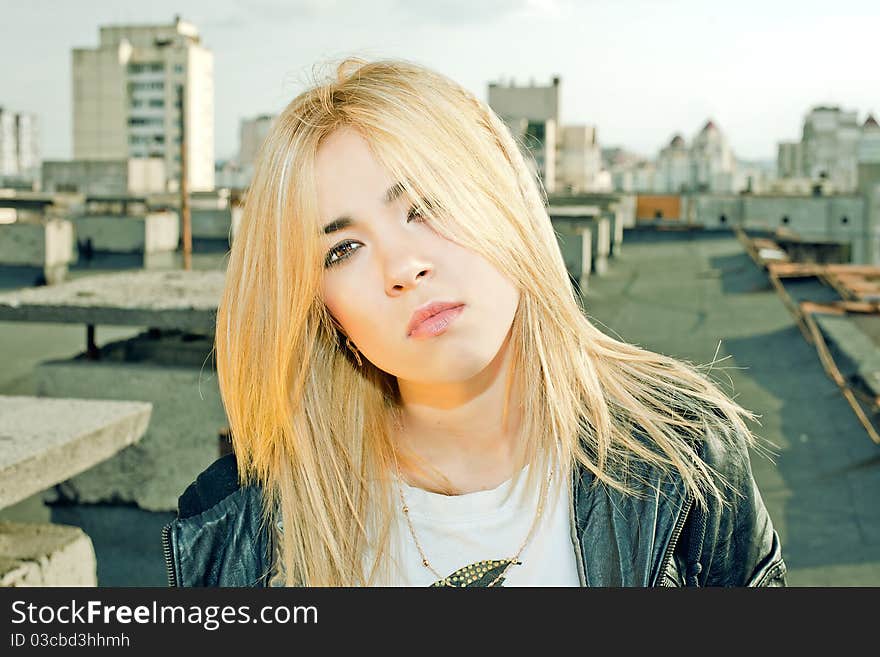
[1,0,878,162]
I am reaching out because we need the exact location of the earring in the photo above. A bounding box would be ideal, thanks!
[345,336,363,367]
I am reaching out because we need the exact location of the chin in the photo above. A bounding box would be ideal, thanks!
[401,351,497,384]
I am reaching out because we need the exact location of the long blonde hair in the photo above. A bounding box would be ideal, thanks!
[215,57,763,586]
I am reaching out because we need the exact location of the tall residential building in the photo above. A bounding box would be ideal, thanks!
[0,107,40,181]
[801,106,860,192]
[858,115,880,194]
[858,115,880,265]
[690,120,735,193]
[656,134,690,193]
[777,141,803,179]
[557,125,604,193]
[612,120,736,194]
[488,76,560,192]
[239,114,275,167]
[0,110,15,177]
[72,15,214,191]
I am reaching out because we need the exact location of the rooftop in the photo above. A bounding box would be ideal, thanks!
[584,229,880,585]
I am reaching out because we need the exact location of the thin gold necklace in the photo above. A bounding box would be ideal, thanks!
[392,450,554,587]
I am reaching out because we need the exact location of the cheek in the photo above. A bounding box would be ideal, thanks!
[321,276,374,340]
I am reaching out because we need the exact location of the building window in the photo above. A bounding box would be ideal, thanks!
[128,116,164,127]
[129,81,165,91]
[174,64,184,74]
[128,62,164,74]
[148,98,165,108]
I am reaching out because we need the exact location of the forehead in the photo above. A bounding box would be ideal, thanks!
[314,127,395,216]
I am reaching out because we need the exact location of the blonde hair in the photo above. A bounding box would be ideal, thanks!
[215,57,763,586]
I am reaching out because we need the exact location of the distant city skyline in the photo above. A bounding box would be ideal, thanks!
[2,0,877,163]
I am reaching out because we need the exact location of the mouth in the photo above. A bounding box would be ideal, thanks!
[407,301,466,339]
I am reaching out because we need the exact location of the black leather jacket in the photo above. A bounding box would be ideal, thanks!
[162,424,787,587]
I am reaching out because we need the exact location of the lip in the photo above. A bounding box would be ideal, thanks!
[407,301,466,338]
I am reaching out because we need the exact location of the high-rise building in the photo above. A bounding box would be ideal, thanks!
[0,107,40,181]
[801,106,860,192]
[239,114,275,168]
[656,134,690,193]
[488,76,560,192]
[0,109,16,178]
[690,120,735,193]
[777,141,803,179]
[557,125,604,193]
[614,120,736,194]
[72,15,214,191]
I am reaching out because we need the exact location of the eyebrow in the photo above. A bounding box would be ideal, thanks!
[320,181,408,235]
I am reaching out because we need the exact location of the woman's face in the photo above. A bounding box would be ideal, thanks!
[316,127,520,384]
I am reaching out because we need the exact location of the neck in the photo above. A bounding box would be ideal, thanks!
[393,331,525,495]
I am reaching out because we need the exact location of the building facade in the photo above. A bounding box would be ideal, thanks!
[239,114,275,167]
[689,120,736,193]
[72,16,214,191]
[655,134,690,193]
[801,106,860,193]
[42,158,166,196]
[0,107,40,182]
[558,125,605,193]
[488,76,561,192]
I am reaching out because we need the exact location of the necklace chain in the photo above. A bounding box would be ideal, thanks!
[392,449,554,587]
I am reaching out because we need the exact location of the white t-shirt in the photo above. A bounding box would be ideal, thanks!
[366,459,582,587]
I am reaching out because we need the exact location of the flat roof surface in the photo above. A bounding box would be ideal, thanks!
[584,229,880,585]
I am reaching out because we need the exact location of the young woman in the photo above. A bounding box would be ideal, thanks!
[162,58,786,587]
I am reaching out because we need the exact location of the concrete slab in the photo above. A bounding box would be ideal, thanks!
[0,521,96,586]
[0,269,223,332]
[0,395,152,509]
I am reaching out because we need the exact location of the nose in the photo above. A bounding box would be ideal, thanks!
[384,242,433,295]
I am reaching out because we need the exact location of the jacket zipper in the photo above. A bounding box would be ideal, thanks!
[161,522,178,587]
[568,469,587,586]
[656,493,694,587]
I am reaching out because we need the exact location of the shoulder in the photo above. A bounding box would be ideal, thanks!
[686,409,787,586]
[178,452,255,519]
[169,453,272,587]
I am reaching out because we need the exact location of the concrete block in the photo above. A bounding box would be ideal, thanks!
[191,207,234,241]
[35,331,227,511]
[0,219,74,271]
[0,522,97,586]
[691,194,742,229]
[743,196,829,233]
[0,395,152,509]
[73,211,179,254]
[0,269,222,332]
[552,224,591,293]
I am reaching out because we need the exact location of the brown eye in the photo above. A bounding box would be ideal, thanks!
[324,240,360,268]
